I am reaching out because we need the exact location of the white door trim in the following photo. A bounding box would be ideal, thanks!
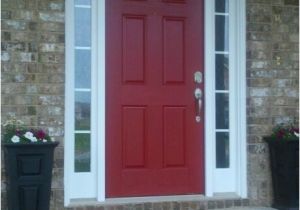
[234,0,247,197]
[64,0,73,205]
[96,0,106,202]
[204,0,215,197]
[64,0,247,205]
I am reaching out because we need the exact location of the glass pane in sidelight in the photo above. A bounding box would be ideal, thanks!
[75,50,91,89]
[75,92,91,130]
[215,54,229,90]
[215,15,229,52]
[75,133,91,172]
[75,0,91,5]
[216,93,229,129]
[75,7,91,47]
[216,132,230,168]
[215,0,229,13]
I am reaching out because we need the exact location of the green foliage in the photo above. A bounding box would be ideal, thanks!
[267,123,299,141]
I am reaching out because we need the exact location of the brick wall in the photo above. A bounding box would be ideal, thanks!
[246,0,299,206]
[1,0,299,209]
[1,0,65,208]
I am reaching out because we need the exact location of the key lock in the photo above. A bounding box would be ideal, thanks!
[194,71,202,123]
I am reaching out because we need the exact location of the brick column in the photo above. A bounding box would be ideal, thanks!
[246,0,299,206]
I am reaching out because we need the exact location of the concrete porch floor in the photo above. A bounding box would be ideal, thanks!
[68,195,280,210]
[215,208,277,210]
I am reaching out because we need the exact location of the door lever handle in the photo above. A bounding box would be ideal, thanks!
[194,88,202,99]
[196,99,202,123]
[194,88,202,123]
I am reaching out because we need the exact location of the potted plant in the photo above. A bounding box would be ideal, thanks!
[264,123,299,210]
[2,118,59,210]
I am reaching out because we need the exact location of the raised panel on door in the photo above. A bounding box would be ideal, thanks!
[163,17,185,85]
[122,15,146,84]
[163,106,186,167]
[122,106,146,168]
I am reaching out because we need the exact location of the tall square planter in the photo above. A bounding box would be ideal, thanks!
[266,139,299,210]
[3,142,59,210]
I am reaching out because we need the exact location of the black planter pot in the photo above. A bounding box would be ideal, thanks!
[3,142,59,210]
[266,139,299,210]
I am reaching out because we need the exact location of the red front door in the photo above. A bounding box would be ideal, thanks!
[106,0,204,197]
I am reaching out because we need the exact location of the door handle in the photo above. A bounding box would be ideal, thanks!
[194,88,202,123]
[194,88,202,99]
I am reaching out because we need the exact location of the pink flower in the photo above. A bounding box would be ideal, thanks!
[277,129,285,139]
[36,130,46,139]
[15,129,22,136]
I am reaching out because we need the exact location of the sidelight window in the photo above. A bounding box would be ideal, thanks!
[74,0,92,173]
[215,0,230,169]
[65,0,100,201]
[205,0,246,195]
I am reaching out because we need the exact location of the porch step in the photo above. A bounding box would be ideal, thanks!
[67,201,277,210]
[67,194,256,210]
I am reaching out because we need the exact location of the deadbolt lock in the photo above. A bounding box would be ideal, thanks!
[194,71,202,84]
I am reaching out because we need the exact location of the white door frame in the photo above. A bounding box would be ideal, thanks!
[204,0,247,197]
[64,0,247,205]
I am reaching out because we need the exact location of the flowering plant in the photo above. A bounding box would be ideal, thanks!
[2,118,52,144]
[266,123,299,141]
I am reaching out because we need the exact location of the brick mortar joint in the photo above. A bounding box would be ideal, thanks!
[246,3,299,7]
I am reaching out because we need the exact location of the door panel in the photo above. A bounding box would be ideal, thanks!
[122,15,146,83]
[163,106,186,167]
[163,17,185,84]
[122,106,146,168]
[106,0,204,197]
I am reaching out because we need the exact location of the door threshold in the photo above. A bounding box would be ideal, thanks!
[69,193,241,207]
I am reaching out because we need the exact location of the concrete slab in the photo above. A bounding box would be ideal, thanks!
[215,207,277,210]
